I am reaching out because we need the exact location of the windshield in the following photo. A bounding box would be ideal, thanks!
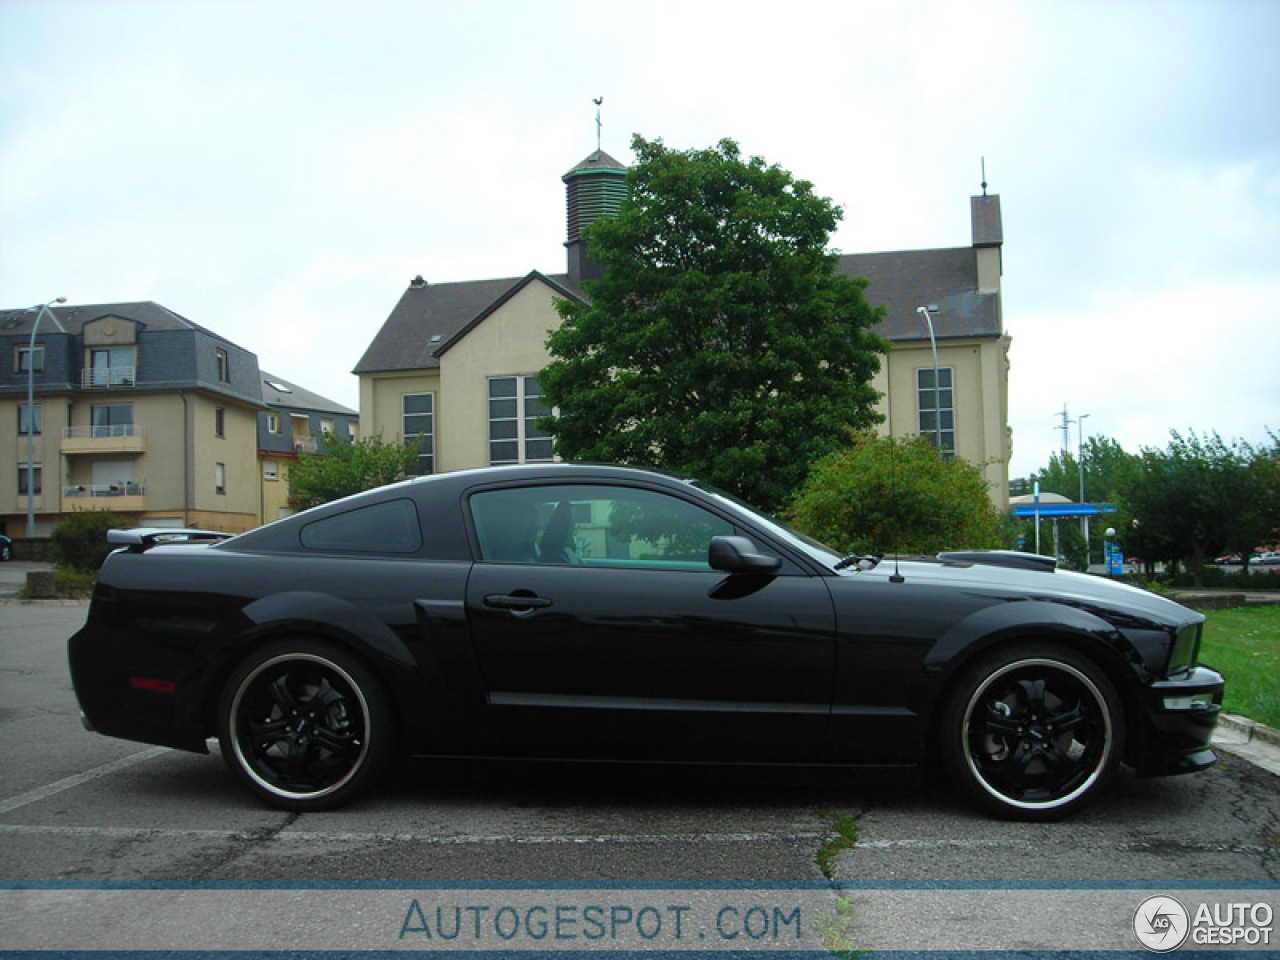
[692,482,844,569]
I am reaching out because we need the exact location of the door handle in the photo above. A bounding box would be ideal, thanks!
[484,593,552,612]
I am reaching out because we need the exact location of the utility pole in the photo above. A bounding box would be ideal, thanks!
[1058,404,1074,454]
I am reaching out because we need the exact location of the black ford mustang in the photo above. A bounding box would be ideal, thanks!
[69,464,1224,820]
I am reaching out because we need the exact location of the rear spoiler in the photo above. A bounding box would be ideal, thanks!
[107,528,235,553]
[937,550,1059,573]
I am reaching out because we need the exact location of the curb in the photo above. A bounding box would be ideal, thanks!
[1218,712,1280,748]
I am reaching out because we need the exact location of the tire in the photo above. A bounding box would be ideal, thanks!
[939,642,1126,821]
[216,639,394,811]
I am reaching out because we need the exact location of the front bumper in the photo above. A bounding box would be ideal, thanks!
[1134,664,1226,777]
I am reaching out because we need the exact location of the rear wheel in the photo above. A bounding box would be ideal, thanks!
[216,639,393,811]
[940,642,1125,820]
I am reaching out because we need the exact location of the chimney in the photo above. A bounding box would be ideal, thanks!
[563,150,627,287]
[971,194,1003,292]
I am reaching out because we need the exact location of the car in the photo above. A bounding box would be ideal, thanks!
[68,464,1225,821]
[1258,552,1280,566]
[0,534,11,562]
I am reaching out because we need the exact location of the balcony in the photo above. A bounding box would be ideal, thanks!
[61,425,147,456]
[80,366,136,390]
[63,482,147,512]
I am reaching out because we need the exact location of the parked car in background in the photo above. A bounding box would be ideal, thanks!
[1258,552,1280,566]
[68,464,1224,821]
[0,534,12,562]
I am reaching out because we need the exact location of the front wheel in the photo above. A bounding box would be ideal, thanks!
[216,639,394,811]
[940,643,1126,821]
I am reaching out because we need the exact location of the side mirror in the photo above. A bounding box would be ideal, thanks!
[708,536,782,575]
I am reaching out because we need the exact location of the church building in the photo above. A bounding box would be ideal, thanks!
[354,149,1011,507]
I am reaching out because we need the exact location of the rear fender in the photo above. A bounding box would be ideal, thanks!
[192,591,424,739]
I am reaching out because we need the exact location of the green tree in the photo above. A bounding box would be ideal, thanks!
[1115,430,1276,585]
[541,135,887,513]
[784,433,1002,556]
[1024,436,1138,567]
[289,433,420,510]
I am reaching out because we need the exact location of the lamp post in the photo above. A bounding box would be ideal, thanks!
[1077,412,1090,565]
[915,305,942,456]
[24,297,66,538]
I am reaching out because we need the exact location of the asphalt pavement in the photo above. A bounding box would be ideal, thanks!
[2,579,1277,953]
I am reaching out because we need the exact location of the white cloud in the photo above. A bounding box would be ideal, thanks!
[2,0,1277,482]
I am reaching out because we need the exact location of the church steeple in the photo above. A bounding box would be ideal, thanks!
[563,149,627,286]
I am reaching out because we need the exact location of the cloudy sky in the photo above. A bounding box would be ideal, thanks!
[2,0,1277,479]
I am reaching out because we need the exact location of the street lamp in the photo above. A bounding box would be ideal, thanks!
[915,305,942,456]
[1077,412,1091,564]
[24,297,66,538]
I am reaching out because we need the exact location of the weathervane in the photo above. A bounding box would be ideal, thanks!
[594,96,603,153]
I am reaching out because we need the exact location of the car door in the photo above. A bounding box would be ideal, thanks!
[463,481,836,762]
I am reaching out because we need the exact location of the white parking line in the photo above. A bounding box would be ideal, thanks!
[0,746,170,815]
[0,823,825,845]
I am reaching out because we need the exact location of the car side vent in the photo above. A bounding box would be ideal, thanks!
[937,550,1058,573]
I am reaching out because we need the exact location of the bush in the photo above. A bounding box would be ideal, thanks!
[50,510,126,573]
[785,433,1002,556]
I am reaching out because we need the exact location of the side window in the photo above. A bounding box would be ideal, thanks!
[469,485,735,569]
[300,498,422,554]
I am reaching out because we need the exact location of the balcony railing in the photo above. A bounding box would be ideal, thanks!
[80,366,136,389]
[64,482,146,498]
[63,425,145,440]
[61,424,146,456]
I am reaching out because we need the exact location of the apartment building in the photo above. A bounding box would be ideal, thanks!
[257,371,359,524]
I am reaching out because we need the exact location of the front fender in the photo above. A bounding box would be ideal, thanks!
[919,598,1143,710]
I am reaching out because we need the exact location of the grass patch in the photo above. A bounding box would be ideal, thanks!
[1200,606,1280,729]
[815,810,859,879]
[16,567,96,600]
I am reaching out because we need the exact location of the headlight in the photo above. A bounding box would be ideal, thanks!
[1167,622,1202,674]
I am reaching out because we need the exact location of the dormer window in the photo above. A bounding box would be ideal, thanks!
[16,345,44,374]
[216,348,229,383]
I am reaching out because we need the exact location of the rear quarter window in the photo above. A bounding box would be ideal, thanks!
[300,498,422,554]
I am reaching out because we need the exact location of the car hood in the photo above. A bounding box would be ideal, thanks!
[846,555,1200,629]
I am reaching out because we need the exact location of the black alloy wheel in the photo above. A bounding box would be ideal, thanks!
[217,640,393,811]
[941,643,1125,820]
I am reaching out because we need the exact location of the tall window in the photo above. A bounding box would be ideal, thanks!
[18,464,42,496]
[215,462,226,495]
[91,404,134,437]
[917,367,955,456]
[18,404,42,436]
[215,407,226,438]
[402,393,434,475]
[215,348,229,383]
[16,345,44,374]
[488,376,553,465]
[266,413,280,434]
[88,346,135,387]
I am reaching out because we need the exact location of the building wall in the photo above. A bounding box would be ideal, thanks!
[1,389,262,536]
[258,454,294,525]
[437,282,563,472]
[360,371,439,447]
[873,337,1010,509]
